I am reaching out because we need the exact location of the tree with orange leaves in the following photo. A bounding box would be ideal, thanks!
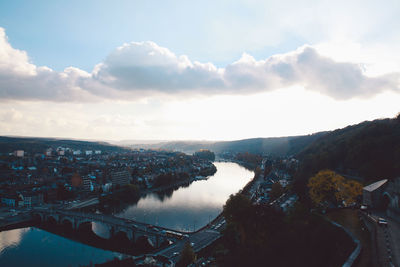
[308,170,362,208]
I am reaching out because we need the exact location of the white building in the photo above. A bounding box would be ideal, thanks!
[14,150,24,157]
[45,148,53,156]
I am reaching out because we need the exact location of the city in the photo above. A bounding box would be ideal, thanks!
[0,139,304,266]
[1,1,400,266]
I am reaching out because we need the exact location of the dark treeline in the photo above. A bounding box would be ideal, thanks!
[213,194,354,267]
[98,184,140,213]
[153,172,190,187]
[234,152,262,170]
[193,149,215,161]
[294,115,400,201]
[0,136,129,154]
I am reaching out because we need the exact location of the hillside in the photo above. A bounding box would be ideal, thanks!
[0,136,129,154]
[294,115,400,198]
[128,133,326,156]
[211,134,327,156]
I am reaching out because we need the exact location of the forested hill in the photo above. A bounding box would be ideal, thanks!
[130,133,326,156]
[210,134,326,156]
[0,136,129,154]
[295,115,400,186]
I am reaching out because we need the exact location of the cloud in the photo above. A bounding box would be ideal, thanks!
[0,28,96,101]
[0,27,398,102]
[93,41,225,93]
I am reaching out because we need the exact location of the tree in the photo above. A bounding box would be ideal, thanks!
[177,242,196,267]
[336,180,363,205]
[308,170,362,208]
[193,149,215,161]
[223,193,252,225]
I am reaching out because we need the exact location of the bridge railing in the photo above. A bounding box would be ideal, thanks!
[33,209,189,239]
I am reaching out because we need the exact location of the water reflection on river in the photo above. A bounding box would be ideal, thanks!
[115,162,253,232]
[0,227,122,267]
[0,162,253,266]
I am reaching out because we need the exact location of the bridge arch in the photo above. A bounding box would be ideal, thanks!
[32,210,176,249]
[76,219,92,231]
[135,234,155,249]
[60,217,75,230]
[32,213,43,223]
[111,229,132,245]
[46,215,58,225]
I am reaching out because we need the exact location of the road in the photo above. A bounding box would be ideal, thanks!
[386,216,400,267]
[156,228,221,260]
[64,198,99,210]
[245,170,264,199]
[367,212,400,267]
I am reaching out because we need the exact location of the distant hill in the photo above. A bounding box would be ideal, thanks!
[293,115,400,199]
[127,133,326,156]
[211,134,327,156]
[0,133,326,157]
[0,136,130,154]
[129,140,214,154]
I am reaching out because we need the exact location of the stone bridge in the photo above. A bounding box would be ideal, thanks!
[32,209,190,248]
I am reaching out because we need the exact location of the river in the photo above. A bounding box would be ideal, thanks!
[0,162,253,266]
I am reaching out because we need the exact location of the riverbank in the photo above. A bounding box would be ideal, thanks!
[112,162,252,232]
[0,162,253,266]
[143,174,212,195]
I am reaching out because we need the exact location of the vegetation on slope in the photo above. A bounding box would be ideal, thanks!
[212,193,354,267]
[0,136,129,154]
[308,170,363,208]
[128,133,326,156]
[294,115,400,200]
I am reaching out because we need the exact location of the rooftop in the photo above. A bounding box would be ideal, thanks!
[363,179,388,192]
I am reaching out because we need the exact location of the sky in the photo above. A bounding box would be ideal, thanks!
[0,0,399,141]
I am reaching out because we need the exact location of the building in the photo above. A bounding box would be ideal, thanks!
[1,194,20,207]
[385,177,400,222]
[362,179,388,208]
[22,192,44,208]
[45,148,53,157]
[82,176,94,191]
[14,150,24,157]
[111,170,132,187]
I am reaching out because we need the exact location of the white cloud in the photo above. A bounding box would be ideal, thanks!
[0,27,399,102]
[0,28,36,76]
[93,41,224,93]
[0,28,96,101]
